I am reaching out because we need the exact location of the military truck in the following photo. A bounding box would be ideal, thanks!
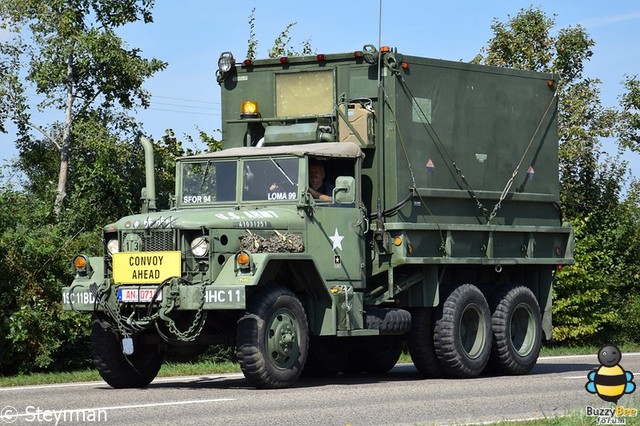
[63,44,573,389]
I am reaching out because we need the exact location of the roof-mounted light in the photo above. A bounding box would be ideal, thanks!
[243,59,253,67]
[280,56,289,64]
[316,53,326,61]
[362,44,378,65]
[218,51,235,73]
[216,51,236,84]
[241,100,259,119]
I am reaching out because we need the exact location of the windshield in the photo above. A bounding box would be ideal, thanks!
[181,160,236,204]
[179,157,300,205]
[242,157,299,201]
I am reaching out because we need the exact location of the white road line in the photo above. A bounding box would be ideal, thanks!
[564,372,640,379]
[2,398,235,420]
[0,373,245,392]
[540,352,640,360]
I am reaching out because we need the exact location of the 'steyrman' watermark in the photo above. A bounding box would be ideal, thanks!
[1,405,107,425]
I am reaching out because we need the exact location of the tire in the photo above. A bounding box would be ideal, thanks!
[408,308,444,378]
[236,285,309,388]
[433,284,492,378]
[302,336,346,377]
[488,284,542,375]
[365,308,412,335]
[91,317,164,388]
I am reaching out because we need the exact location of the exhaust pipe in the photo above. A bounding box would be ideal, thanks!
[140,136,157,212]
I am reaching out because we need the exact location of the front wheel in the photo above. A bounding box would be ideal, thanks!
[236,285,309,388]
[91,317,164,388]
[488,284,542,375]
[433,284,492,378]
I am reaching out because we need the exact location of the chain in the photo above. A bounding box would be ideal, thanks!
[452,161,490,220]
[160,278,208,342]
[95,284,158,337]
[487,169,518,223]
[94,275,209,343]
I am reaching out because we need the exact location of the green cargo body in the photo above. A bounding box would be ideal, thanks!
[63,46,573,389]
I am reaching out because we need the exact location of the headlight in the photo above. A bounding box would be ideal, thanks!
[107,239,119,254]
[218,51,235,73]
[190,236,209,257]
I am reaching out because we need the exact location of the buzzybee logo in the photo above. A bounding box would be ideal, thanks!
[585,345,638,424]
[586,345,635,403]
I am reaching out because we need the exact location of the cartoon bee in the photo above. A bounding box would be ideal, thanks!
[586,345,636,403]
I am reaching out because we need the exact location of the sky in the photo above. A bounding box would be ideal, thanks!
[1,1,639,173]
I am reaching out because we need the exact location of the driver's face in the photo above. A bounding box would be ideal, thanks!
[309,163,325,190]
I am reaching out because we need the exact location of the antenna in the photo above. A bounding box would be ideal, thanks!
[377,0,383,87]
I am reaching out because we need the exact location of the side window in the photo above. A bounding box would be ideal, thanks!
[307,157,357,203]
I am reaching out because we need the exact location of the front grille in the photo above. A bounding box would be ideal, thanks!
[142,230,174,251]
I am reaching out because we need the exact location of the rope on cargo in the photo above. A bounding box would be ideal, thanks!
[395,75,489,223]
[486,90,558,223]
[396,73,558,224]
[376,85,446,248]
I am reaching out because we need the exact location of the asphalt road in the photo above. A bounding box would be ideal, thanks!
[1,353,639,426]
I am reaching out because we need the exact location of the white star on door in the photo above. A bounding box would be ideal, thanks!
[329,228,344,251]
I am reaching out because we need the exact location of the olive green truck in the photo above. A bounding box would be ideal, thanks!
[62,45,573,388]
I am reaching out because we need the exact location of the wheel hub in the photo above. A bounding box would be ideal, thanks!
[510,302,536,356]
[266,309,299,369]
[459,303,486,359]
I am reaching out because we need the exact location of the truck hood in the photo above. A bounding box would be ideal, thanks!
[105,207,304,232]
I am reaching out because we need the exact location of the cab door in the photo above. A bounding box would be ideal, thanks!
[306,165,366,288]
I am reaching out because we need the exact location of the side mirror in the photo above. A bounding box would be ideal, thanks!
[333,176,356,204]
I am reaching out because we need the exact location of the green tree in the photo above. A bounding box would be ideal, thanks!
[245,7,313,60]
[0,0,187,375]
[618,75,640,152]
[0,0,166,215]
[472,6,594,84]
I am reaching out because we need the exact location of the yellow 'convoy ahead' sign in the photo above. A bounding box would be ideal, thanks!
[112,251,182,284]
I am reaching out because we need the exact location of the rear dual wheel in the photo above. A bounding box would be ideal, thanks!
[411,283,542,379]
[488,284,541,375]
[433,284,492,378]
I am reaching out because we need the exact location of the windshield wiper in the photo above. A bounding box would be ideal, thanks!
[269,157,296,187]
[200,160,213,191]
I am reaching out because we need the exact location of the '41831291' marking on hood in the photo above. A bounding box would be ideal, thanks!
[215,211,279,220]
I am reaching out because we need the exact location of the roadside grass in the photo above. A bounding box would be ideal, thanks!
[480,397,640,426]
[539,342,640,357]
[0,360,241,387]
[2,343,640,388]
